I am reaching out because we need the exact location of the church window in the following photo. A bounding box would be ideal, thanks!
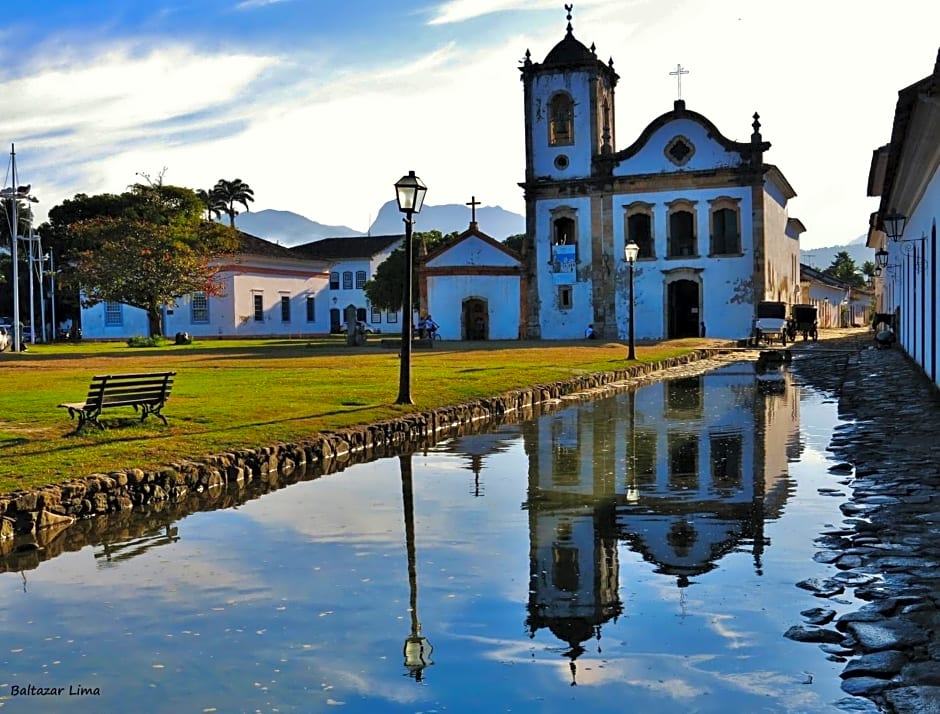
[666,200,697,258]
[548,92,574,146]
[280,295,291,322]
[664,135,695,167]
[625,203,655,259]
[558,285,572,309]
[306,296,315,322]
[554,154,569,170]
[191,292,209,323]
[371,307,382,324]
[253,294,264,322]
[709,198,741,255]
[355,270,367,289]
[329,272,339,290]
[549,210,578,282]
[342,271,353,290]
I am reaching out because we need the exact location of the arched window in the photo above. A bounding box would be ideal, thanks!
[666,200,697,258]
[624,202,655,259]
[548,93,574,146]
[708,198,741,255]
[549,207,578,286]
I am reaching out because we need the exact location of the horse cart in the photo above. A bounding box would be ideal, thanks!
[751,301,788,346]
[787,304,818,342]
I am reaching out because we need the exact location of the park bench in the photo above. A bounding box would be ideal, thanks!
[58,372,176,431]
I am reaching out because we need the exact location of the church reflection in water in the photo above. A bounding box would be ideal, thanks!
[520,363,800,681]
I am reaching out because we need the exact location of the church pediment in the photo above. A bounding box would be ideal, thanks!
[425,230,521,269]
[601,100,770,178]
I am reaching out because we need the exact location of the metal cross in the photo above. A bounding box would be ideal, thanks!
[466,195,481,224]
[669,64,689,99]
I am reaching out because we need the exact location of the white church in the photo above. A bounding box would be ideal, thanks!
[429,8,803,342]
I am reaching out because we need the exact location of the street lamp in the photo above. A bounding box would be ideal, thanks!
[875,248,889,268]
[394,171,427,405]
[399,454,433,681]
[624,240,639,360]
[882,210,907,242]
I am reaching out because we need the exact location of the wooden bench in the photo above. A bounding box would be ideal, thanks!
[58,372,176,431]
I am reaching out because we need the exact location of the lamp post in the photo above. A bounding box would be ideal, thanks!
[624,240,639,360]
[394,171,427,405]
[400,454,433,680]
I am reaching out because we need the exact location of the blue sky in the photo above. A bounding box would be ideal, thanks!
[2,0,938,249]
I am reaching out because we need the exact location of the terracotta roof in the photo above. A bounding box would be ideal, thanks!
[290,235,402,260]
[235,231,304,259]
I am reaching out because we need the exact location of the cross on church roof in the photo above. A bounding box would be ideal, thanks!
[669,63,689,100]
[466,195,481,226]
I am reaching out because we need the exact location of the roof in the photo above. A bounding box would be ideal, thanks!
[290,235,402,261]
[423,222,521,264]
[800,263,855,290]
[235,231,306,260]
[519,16,618,85]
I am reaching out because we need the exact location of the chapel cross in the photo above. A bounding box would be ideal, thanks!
[669,63,689,100]
[466,195,481,225]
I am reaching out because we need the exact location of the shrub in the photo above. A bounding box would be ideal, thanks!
[126,335,169,348]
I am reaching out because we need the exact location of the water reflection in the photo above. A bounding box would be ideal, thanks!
[0,361,847,712]
[520,365,800,674]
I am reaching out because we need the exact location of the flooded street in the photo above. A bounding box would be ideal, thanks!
[0,362,869,713]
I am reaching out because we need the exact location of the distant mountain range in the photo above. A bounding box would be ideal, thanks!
[232,202,525,247]
[234,206,874,270]
[802,235,874,271]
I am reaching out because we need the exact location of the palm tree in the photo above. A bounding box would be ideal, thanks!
[196,188,225,222]
[211,179,254,227]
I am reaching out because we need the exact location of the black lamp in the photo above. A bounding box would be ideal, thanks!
[882,210,906,242]
[394,171,427,405]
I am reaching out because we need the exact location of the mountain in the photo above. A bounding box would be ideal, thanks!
[802,235,875,271]
[232,209,364,246]
[368,201,525,239]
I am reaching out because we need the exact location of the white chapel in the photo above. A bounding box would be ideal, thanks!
[519,8,802,341]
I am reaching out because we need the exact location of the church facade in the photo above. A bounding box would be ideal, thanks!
[519,13,802,341]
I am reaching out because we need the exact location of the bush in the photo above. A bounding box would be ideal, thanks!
[126,335,169,348]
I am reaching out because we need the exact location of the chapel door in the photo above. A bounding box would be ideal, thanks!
[463,298,488,340]
[329,308,341,333]
[667,280,700,338]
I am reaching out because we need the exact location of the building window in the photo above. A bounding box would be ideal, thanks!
[709,198,741,255]
[329,272,340,290]
[342,271,353,290]
[280,296,291,322]
[710,431,743,494]
[371,307,381,323]
[668,432,699,489]
[664,135,695,167]
[625,203,655,259]
[558,285,573,309]
[355,270,367,289]
[105,301,122,326]
[191,292,209,323]
[253,294,264,322]
[550,207,578,283]
[306,296,315,322]
[666,200,697,258]
[387,310,398,324]
[548,92,574,146]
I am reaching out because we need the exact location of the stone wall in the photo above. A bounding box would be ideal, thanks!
[0,348,725,560]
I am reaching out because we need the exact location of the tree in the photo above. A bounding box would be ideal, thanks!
[823,250,865,288]
[363,230,456,311]
[43,184,239,337]
[502,233,524,254]
[196,189,225,222]
[211,178,254,227]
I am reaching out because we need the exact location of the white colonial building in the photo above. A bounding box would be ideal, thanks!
[519,11,802,341]
[421,219,522,340]
[81,233,331,340]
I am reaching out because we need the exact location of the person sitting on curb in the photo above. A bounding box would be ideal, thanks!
[585,324,596,340]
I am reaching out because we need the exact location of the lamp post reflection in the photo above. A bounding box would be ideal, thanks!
[400,454,433,680]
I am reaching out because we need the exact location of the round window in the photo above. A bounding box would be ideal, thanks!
[554,154,569,170]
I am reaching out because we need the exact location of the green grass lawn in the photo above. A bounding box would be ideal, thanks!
[0,335,711,494]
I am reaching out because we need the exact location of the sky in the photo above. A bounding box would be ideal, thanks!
[1,0,938,250]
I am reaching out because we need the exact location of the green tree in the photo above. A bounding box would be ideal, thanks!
[363,230,455,311]
[42,184,238,337]
[502,233,524,254]
[196,188,225,222]
[823,250,865,288]
[211,178,254,227]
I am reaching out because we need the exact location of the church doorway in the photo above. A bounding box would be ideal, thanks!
[463,298,488,340]
[667,280,700,338]
[329,308,341,333]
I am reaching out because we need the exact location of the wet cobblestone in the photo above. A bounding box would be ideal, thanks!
[786,329,940,714]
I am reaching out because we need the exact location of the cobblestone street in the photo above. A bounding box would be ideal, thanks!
[783,329,940,713]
